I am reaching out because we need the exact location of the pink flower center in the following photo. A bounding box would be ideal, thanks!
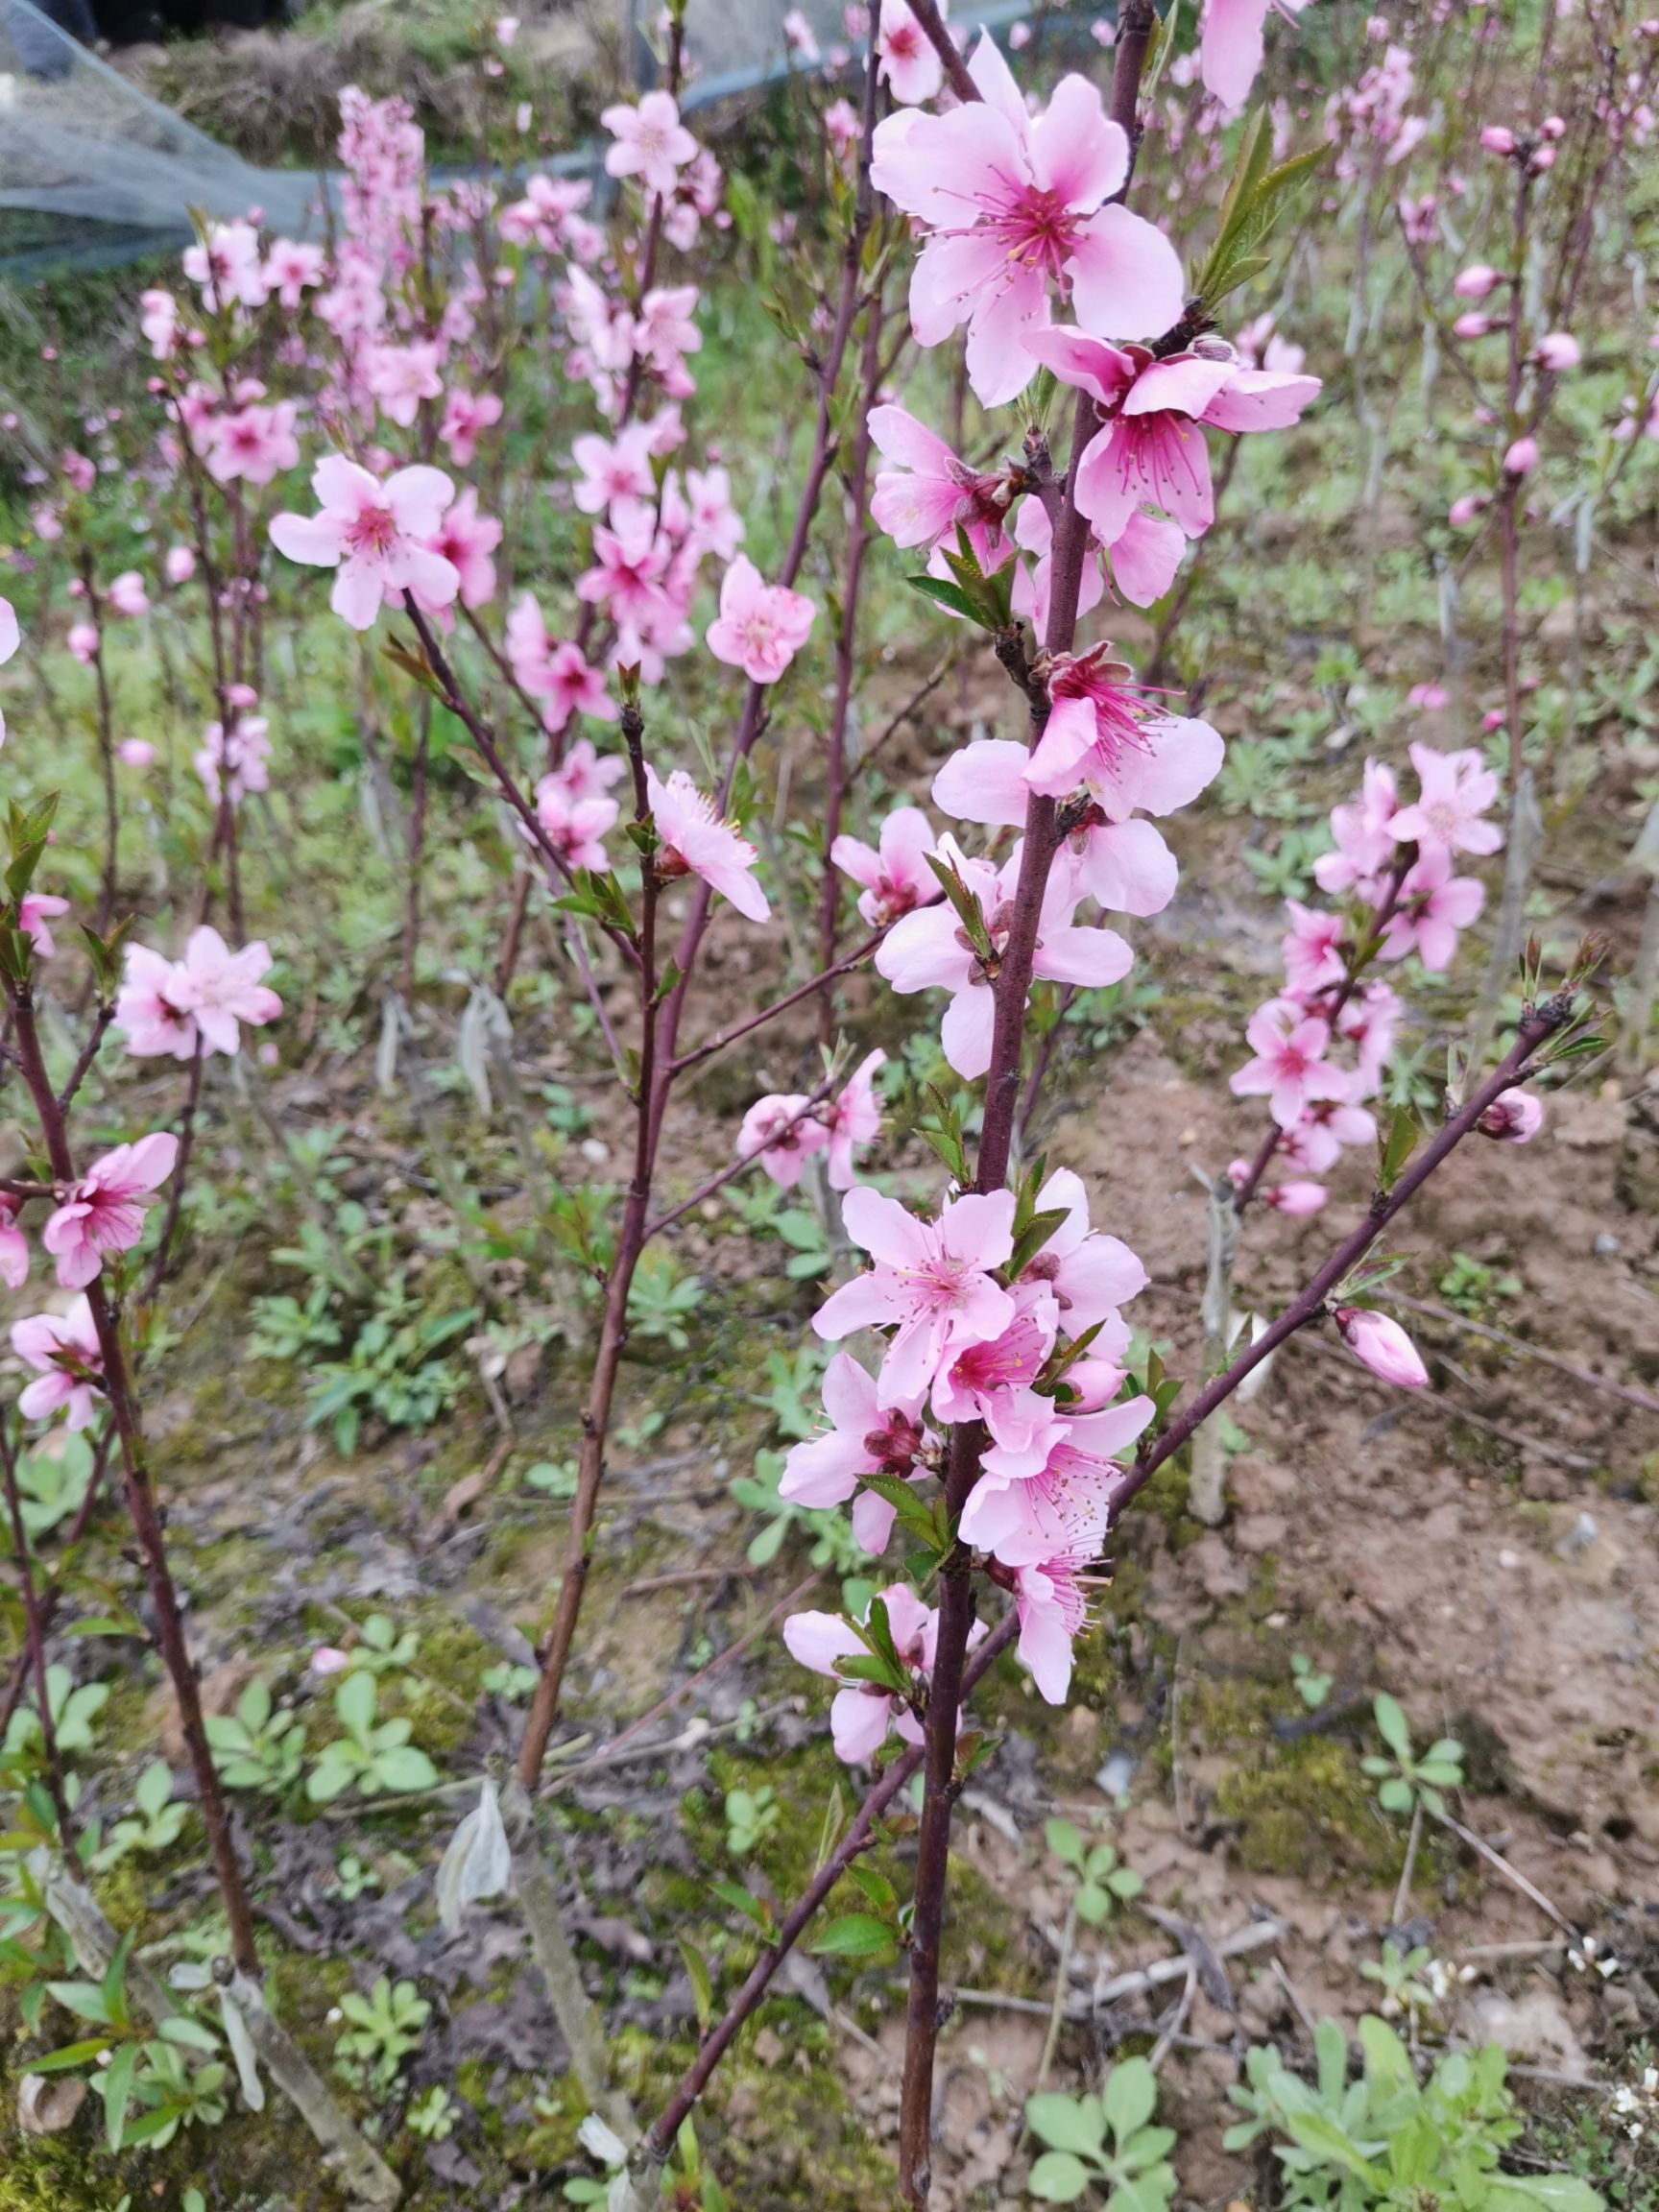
[899,1245,983,1316]
[950,1315,1045,1396]
[344,500,400,559]
[979,181,1084,285]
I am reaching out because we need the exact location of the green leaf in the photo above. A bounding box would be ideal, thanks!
[29,2034,115,2070]
[45,1979,114,2026]
[1103,2056,1158,2144]
[1283,2108,1387,2185]
[1489,2177,1605,2212]
[104,2039,139,2152]
[846,1863,897,1912]
[906,574,983,626]
[809,1913,895,1959]
[158,2015,222,2053]
[336,1670,376,1737]
[1027,2151,1095,2202]
[373,1745,439,1794]
[1026,2093,1108,2155]
[1378,1106,1420,1192]
[926,853,993,962]
[1357,2013,1414,2095]
[1005,1207,1071,1286]
[710,1881,770,1930]
[1377,1777,1413,1814]
[678,1938,713,2032]
[1373,1692,1411,1758]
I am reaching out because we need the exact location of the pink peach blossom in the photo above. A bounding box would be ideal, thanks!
[42,1133,180,1290]
[600,91,699,200]
[271,457,458,631]
[644,764,768,922]
[736,1094,830,1190]
[870,35,1185,406]
[18,894,69,958]
[12,1296,104,1430]
[814,1186,1018,1406]
[705,556,815,685]
[826,1049,886,1190]
[876,838,1132,1078]
[1388,743,1502,856]
[1230,999,1349,1129]
[1027,325,1320,543]
[830,806,942,930]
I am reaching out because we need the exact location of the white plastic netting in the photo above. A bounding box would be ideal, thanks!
[0,0,1048,274]
[0,0,320,270]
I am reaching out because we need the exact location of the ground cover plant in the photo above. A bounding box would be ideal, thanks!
[0,0,1657,2205]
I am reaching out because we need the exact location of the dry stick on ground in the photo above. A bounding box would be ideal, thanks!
[0,976,401,2208]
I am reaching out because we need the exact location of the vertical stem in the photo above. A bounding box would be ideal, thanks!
[402,698,432,1002]
[144,1041,206,1300]
[4,987,260,1977]
[76,558,119,934]
[896,17,1159,2195]
[1469,162,1537,1072]
[516,690,659,1791]
[818,291,887,1048]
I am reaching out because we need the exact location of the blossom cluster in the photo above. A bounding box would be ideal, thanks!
[1228,742,1509,1210]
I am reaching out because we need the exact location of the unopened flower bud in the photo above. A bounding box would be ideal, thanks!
[1479,125,1517,154]
[1503,435,1539,476]
[1534,330,1580,371]
[1454,263,1502,300]
[1448,493,1487,525]
[1478,1090,1544,1142]
[1453,312,1493,339]
[1262,1180,1328,1216]
[1334,1307,1428,1388]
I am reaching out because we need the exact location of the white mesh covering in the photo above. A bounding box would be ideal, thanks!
[0,0,1056,272]
[0,0,316,269]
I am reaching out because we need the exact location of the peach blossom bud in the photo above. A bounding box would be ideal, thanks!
[1478,1090,1543,1142]
[1503,434,1539,475]
[1454,263,1502,299]
[1334,1308,1428,1388]
[1534,330,1579,371]
[116,739,156,768]
[1453,312,1493,338]
[1479,124,1516,153]
[165,545,196,585]
[1528,144,1556,172]
[1263,1180,1328,1215]
[1448,493,1487,524]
